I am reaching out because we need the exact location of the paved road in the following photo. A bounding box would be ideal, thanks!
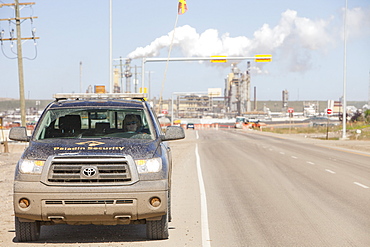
[196,129,370,246]
[1,129,369,246]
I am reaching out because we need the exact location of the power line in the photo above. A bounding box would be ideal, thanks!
[0,1,39,126]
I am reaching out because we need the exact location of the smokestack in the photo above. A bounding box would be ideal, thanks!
[124,59,132,93]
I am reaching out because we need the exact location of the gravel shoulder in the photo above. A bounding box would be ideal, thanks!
[250,129,370,154]
[0,143,28,246]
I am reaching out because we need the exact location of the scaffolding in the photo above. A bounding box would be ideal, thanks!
[174,93,211,118]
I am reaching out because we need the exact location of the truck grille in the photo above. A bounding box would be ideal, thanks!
[45,199,133,205]
[47,157,132,184]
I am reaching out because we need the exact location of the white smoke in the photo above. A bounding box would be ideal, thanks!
[345,7,370,38]
[127,8,370,73]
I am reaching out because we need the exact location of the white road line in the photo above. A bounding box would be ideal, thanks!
[196,130,199,140]
[195,144,211,247]
[307,161,315,165]
[325,169,336,174]
[291,156,298,159]
[279,152,285,155]
[354,182,369,189]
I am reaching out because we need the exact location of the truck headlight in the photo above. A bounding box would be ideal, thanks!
[135,157,162,173]
[19,159,45,174]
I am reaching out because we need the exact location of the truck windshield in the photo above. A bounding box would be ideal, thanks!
[33,108,154,140]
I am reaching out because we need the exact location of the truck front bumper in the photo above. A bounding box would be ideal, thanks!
[14,180,168,225]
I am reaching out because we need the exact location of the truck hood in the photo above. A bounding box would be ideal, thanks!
[23,138,160,160]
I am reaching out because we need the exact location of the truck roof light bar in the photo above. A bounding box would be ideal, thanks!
[53,93,146,101]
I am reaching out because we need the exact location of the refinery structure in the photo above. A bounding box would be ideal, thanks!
[106,58,256,118]
[1,58,366,129]
[82,58,349,119]
[225,62,252,114]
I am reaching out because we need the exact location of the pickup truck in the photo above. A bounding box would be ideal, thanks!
[9,93,185,242]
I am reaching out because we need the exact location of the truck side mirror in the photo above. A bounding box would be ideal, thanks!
[9,127,30,142]
[162,126,185,141]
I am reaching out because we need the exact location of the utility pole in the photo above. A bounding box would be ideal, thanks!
[15,0,26,126]
[146,71,153,101]
[119,57,123,93]
[0,1,39,127]
[368,70,370,106]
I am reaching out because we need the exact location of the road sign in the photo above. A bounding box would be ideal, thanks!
[94,85,106,93]
[255,54,272,62]
[288,107,294,113]
[327,108,332,115]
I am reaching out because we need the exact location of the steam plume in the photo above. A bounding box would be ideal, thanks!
[127,8,370,72]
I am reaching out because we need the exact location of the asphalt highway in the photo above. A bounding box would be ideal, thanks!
[193,129,370,246]
[1,129,369,246]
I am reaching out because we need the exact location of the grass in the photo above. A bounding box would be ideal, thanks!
[346,122,370,140]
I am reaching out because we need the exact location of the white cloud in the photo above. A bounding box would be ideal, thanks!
[345,7,370,39]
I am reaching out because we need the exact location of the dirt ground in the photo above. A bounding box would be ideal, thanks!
[291,133,370,154]
[324,141,370,153]
[0,143,28,245]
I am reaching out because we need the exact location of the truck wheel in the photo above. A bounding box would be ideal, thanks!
[146,212,169,240]
[15,217,40,242]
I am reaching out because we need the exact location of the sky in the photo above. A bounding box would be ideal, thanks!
[1,0,370,102]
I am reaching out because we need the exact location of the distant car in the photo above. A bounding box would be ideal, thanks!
[186,123,195,129]
[309,116,328,120]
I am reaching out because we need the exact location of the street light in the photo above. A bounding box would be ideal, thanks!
[341,0,348,140]
[109,0,113,93]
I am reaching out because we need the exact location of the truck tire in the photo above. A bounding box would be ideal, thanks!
[146,212,169,240]
[15,217,40,242]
